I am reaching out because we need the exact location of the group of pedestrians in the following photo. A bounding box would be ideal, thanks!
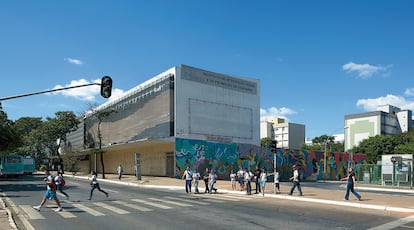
[33,169,109,212]
[181,164,362,201]
[182,166,218,194]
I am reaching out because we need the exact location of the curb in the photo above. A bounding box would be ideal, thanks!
[80,176,414,214]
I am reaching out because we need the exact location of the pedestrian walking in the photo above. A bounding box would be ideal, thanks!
[117,164,124,180]
[203,168,210,193]
[254,166,261,194]
[230,169,237,191]
[88,171,109,200]
[54,173,69,199]
[182,166,193,193]
[192,168,201,194]
[237,167,245,191]
[244,168,253,195]
[260,168,267,196]
[33,169,63,212]
[208,169,218,193]
[274,168,281,194]
[289,165,303,196]
[342,167,362,201]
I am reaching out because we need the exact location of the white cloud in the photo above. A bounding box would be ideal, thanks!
[356,94,414,111]
[404,88,414,97]
[260,106,297,122]
[64,58,84,65]
[50,79,125,101]
[342,61,390,79]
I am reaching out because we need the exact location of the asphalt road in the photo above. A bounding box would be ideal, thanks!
[0,174,410,230]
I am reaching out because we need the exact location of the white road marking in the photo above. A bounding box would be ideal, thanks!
[164,196,210,205]
[71,203,105,216]
[131,199,172,209]
[367,215,414,230]
[95,202,130,214]
[148,198,192,207]
[20,205,45,220]
[112,200,152,212]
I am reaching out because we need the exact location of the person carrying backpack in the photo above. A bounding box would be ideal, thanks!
[54,173,69,199]
[33,169,63,212]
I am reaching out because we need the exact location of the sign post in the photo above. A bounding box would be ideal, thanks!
[135,153,141,180]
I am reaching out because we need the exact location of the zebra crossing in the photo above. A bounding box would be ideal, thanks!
[21,193,254,220]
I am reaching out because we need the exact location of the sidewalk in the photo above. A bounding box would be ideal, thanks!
[75,173,414,213]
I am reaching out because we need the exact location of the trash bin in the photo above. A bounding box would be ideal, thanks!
[363,171,370,184]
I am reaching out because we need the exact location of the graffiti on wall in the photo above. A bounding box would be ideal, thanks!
[175,138,366,181]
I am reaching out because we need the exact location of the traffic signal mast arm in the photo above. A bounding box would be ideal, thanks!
[0,83,100,101]
[0,76,112,101]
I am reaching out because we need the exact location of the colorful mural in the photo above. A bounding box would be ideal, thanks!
[175,138,367,181]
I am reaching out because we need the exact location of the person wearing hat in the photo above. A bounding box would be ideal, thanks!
[289,165,303,196]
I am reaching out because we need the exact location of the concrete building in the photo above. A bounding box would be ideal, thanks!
[344,104,413,151]
[61,65,260,177]
[260,118,305,150]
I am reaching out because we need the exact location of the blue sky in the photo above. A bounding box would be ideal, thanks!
[1,1,413,140]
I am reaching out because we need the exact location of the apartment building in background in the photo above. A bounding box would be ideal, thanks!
[260,118,305,150]
[344,104,413,151]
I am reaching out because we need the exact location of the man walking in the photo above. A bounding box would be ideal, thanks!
[203,168,210,193]
[117,164,124,180]
[33,169,63,212]
[289,165,303,196]
[192,168,201,194]
[88,171,109,200]
[182,166,193,193]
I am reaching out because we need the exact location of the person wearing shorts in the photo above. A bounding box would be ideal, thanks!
[33,169,62,212]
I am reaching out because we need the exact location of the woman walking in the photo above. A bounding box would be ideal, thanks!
[342,167,362,201]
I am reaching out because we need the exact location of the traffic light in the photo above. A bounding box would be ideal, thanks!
[100,76,112,98]
[271,140,277,152]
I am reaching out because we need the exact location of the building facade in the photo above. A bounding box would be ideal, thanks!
[62,65,260,177]
[260,118,305,150]
[344,104,413,151]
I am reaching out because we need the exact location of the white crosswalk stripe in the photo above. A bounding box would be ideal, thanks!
[57,210,77,218]
[20,205,45,220]
[164,196,210,205]
[71,203,105,216]
[19,194,248,220]
[95,202,130,214]
[178,195,224,203]
[112,200,152,212]
[148,198,192,207]
[131,199,172,209]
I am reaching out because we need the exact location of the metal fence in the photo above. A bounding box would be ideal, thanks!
[356,164,413,188]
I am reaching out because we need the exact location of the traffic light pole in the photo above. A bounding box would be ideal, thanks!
[0,83,100,101]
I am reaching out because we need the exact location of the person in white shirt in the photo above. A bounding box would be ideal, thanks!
[117,164,124,180]
[274,169,281,194]
[54,173,69,199]
[260,168,267,196]
[230,169,237,191]
[192,168,201,194]
[33,169,62,212]
[208,169,218,193]
[244,168,253,195]
[182,166,193,193]
[289,165,303,196]
[88,171,109,200]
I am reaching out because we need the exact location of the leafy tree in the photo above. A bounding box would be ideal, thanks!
[85,103,117,179]
[24,112,80,171]
[352,135,399,164]
[0,107,19,153]
[260,137,272,147]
